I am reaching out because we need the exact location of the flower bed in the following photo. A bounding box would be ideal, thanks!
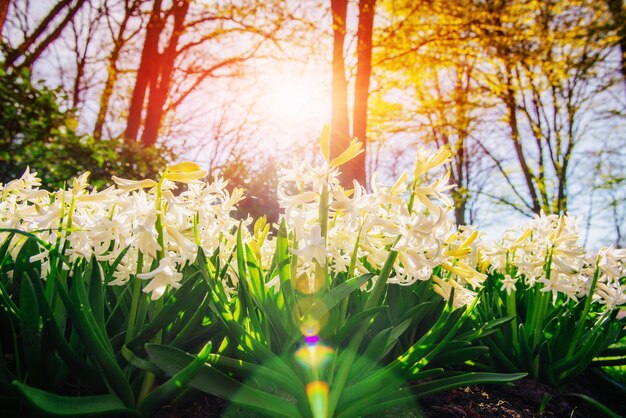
[1,134,624,417]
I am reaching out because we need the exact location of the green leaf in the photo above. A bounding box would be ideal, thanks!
[147,344,301,417]
[235,228,264,340]
[411,372,527,399]
[244,243,266,302]
[139,342,213,416]
[350,318,413,382]
[564,393,622,418]
[60,267,134,407]
[203,351,304,394]
[275,220,296,316]
[126,272,201,353]
[427,346,490,368]
[27,268,101,385]
[335,306,386,346]
[397,301,431,325]
[303,273,374,327]
[12,381,136,417]
[169,294,214,347]
[121,346,162,374]
[19,271,43,386]
[87,257,106,333]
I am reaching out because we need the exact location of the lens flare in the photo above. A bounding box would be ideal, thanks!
[300,318,321,337]
[306,381,329,418]
[295,343,333,371]
[304,335,320,345]
[295,272,325,294]
[296,297,329,332]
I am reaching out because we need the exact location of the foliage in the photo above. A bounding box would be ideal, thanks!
[0,67,170,190]
[0,135,624,416]
[151,225,522,418]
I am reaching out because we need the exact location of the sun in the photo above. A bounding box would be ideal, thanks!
[255,69,330,131]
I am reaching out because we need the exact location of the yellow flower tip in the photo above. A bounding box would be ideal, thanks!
[445,232,458,245]
[253,216,270,244]
[329,138,364,168]
[460,230,479,249]
[413,145,452,178]
[479,258,491,273]
[444,248,472,258]
[112,176,157,192]
[319,124,331,161]
[163,161,207,183]
[515,228,532,244]
[167,161,203,172]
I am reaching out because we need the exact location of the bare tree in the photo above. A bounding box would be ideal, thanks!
[124,0,286,148]
[606,0,626,92]
[94,0,143,140]
[330,0,350,163]
[4,0,87,70]
[476,0,615,216]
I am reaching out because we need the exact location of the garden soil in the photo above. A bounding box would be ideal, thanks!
[154,372,626,418]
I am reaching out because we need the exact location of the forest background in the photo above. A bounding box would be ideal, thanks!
[1,0,625,248]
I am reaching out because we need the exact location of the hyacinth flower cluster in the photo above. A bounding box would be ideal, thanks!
[0,162,244,301]
[484,212,626,308]
[476,212,626,389]
[0,161,249,416]
[276,128,485,309]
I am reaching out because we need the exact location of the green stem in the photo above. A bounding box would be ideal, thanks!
[532,289,550,348]
[125,251,144,344]
[505,252,518,348]
[338,222,365,329]
[506,289,519,351]
[137,297,163,402]
[407,178,418,214]
[155,177,166,261]
[532,247,554,347]
[327,242,399,417]
[318,183,329,290]
[319,184,329,240]
[45,190,67,304]
[193,212,201,246]
[567,257,601,357]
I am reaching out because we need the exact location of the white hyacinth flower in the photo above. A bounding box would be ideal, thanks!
[291,224,326,267]
[137,257,183,300]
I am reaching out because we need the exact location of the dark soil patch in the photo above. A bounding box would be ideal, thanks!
[152,372,625,417]
[419,373,625,418]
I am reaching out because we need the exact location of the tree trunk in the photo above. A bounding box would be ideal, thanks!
[141,0,189,147]
[330,0,351,163]
[348,0,375,187]
[94,0,139,140]
[504,65,541,214]
[140,0,189,147]
[0,0,10,35]
[607,0,626,92]
[124,0,163,142]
